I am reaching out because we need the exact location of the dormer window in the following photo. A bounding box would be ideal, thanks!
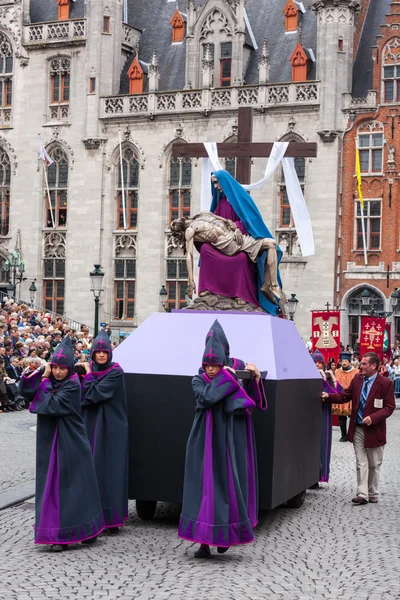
[382,39,400,103]
[290,43,308,82]
[283,0,298,33]
[128,57,144,95]
[220,42,232,87]
[57,0,70,21]
[170,9,185,43]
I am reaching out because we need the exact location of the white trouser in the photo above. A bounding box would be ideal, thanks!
[353,426,384,500]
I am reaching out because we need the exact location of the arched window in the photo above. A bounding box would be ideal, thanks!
[347,287,385,349]
[45,146,69,228]
[168,157,191,223]
[382,38,400,103]
[0,146,10,237]
[116,147,139,230]
[0,32,13,125]
[199,9,233,88]
[357,121,384,174]
[49,57,70,122]
[43,231,66,316]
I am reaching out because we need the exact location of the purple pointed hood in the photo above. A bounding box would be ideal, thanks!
[51,336,74,372]
[202,328,226,369]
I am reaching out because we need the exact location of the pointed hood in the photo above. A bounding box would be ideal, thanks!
[91,329,113,371]
[205,319,230,363]
[51,336,75,373]
[202,328,226,369]
[312,349,325,366]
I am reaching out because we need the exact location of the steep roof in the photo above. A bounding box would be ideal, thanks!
[352,0,391,97]
[30,0,85,23]
[126,0,317,92]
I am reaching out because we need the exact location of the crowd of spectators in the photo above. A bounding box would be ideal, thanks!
[0,295,113,413]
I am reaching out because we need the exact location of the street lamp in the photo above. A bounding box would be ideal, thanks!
[3,249,26,301]
[89,264,105,337]
[288,293,299,321]
[7,281,14,297]
[360,288,371,307]
[390,288,400,311]
[159,285,168,311]
[29,280,37,307]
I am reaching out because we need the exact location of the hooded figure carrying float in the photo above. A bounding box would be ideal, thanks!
[20,336,104,550]
[178,321,267,558]
[81,330,129,533]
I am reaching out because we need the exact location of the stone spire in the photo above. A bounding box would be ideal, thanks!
[258,39,270,84]
[149,48,160,92]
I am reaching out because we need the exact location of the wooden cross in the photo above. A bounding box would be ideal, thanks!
[172,107,317,184]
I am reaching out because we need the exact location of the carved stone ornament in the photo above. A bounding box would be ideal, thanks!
[318,129,339,143]
[312,0,361,10]
[44,231,66,259]
[83,138,106,150]
[200,9,233,42]
[114,233,137,258]
[0,135,17,174]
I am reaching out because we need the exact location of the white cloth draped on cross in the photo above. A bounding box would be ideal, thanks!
[200,142,315,257]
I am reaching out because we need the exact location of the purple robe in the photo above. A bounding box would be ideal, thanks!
[81,362,129,529]
[320,378,343,483]
[21,370,104,545]
[198,196,260,306]
[178,369,260,547]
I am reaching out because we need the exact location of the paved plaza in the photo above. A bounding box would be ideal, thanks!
[0,410,399,600]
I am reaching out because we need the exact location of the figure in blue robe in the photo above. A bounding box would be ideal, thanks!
[81,330,129,531]
[21,336,104,548]
[210,170,284,315]
[178,323,265,558]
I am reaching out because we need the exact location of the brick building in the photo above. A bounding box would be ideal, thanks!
[337,0,400,347]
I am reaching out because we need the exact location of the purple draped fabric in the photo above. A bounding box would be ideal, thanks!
[197,197,260,306]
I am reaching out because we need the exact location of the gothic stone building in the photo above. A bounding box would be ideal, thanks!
[338,0,400,347]
[0,0,365,339]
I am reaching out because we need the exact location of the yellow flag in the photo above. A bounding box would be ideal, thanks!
[355,147,364,210]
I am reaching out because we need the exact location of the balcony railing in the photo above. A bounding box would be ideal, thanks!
[101,82,320,119]
[24,19,87,47]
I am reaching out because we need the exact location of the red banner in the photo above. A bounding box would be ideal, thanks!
[360,317,386,360]
[383,322,391,361]
[311,311,341,364]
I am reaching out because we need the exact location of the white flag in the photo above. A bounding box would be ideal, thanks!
[38,138,54,166]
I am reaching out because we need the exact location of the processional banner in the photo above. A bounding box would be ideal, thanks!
[311,311,341,364]
[383,322,391,361]
[360,317,386,360]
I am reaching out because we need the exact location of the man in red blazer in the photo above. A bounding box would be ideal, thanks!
[322,352,395,505]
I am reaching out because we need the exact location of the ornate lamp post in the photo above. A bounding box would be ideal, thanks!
[159,285,168,311]
[29,280,37,307]
[89,264,105,337]
[3,249,25,300]
[288,293,299,322]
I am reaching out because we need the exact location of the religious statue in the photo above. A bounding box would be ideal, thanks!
[170,171,287,314]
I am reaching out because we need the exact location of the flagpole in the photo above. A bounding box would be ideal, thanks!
[119,129,127,231]
[38,135,56,229]
[355,146,368,266]
[360,205,368,266]
[43,165,56,229]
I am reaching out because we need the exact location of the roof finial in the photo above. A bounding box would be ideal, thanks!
[298,21,303,46]
[135,39,140,59]
[151,48,159,68]
[259,38,269,65]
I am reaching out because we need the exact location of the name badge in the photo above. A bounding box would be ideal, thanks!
[374,398,383,409]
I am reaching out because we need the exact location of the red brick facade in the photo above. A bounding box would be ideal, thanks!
[338,2,400,346]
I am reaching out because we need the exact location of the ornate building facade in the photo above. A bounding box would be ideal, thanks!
[0,0,374,339]
[338,0,400,346]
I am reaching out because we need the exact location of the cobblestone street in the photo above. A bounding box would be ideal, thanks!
[1,411,400,600]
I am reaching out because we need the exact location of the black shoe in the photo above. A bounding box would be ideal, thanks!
[339,436,348,442]
[217,546,230,554]
[81,536,98,545]
[352,496,368,505]
[194,544,211,559]
[309,483,320,490]
[108,528,119,534]
[50,544,67,552]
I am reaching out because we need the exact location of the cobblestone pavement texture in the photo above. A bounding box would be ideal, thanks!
[1,411,400,600]
[0,410,36,495]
